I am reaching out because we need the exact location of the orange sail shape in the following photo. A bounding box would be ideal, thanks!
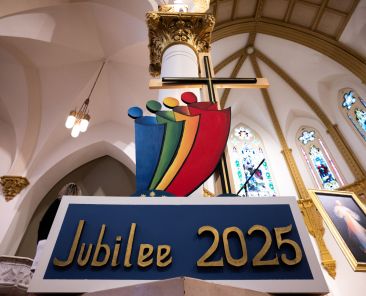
[156,107,200,191]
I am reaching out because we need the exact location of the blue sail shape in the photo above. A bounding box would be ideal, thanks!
[135,116,166,194]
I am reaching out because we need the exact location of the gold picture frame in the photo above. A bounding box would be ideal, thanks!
[308,189,366,271]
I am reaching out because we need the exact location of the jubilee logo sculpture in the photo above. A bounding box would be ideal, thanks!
[129,92,230,196]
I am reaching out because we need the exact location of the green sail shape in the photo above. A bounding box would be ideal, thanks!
[149,111,184,190]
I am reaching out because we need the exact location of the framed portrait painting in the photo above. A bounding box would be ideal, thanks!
[308,189,366,271]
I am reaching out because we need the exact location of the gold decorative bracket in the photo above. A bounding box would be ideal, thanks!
[298,198,336,278]
[0,176,29,201]
[146,11,215,77]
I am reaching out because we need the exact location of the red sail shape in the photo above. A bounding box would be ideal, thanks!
[166,104,231,196]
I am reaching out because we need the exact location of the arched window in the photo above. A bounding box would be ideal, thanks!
[228,124,276,197]
[297,127,345,190]
[339,88,366,141]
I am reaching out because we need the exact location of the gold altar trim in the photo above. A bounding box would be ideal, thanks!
[0,176,29,201]
[298,198,337,278]
[146,11,215,77]
[250,55,336,278]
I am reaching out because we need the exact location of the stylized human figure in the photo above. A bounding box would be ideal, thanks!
[128,105,166,194]
[146,99,184,189]
[334,200,366,253]
[164,92,231,196]
[129,91,231,196]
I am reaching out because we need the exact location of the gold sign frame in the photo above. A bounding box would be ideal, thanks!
[308,189,366,271]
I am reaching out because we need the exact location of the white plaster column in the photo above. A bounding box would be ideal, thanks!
[159,44,206,197]
[158,44,200,102]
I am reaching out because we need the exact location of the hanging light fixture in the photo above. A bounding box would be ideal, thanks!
[65,60,106,138]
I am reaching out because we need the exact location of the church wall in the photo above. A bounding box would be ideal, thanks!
[16,155,135,258]
[318,75,366,170]
[286,116,355,187]
[0,136,136,255]
[0,120,15,176]
[310,227,366,296]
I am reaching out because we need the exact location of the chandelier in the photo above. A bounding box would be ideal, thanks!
[65,60,106,138]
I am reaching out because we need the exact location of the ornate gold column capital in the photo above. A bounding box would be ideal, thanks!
[0,176,29,201]
[146,11,215,77]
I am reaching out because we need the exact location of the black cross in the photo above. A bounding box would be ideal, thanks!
[162,55,257,104]
[150,54,267,195]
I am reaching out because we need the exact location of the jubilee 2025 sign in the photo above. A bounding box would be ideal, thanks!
[29,196,328,294]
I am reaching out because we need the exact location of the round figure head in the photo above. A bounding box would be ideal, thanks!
[163,97,179,109]
[181,92,198,105]
[128,106,143,119]
[146,100,162,113]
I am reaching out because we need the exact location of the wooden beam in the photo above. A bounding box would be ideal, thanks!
[231,0,237,20]
[247,31,257,46]
[284,0,296,22]
[255,0,264,20]
[311,0,329,31]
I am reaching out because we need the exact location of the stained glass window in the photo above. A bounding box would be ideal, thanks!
[340,89,366,141]
[228,124,276,197]
[297,127,344,190]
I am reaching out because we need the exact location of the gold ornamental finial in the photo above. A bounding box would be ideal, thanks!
[0,176,29,201]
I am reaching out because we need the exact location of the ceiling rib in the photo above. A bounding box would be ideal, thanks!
[249,54,288,151]
[230,0,237,21]
[210,0,359,41]
[219,32,256,107]
[284,0,296,22]
[254,48,334,129]
[311,0,329,31]
[220,52,248,108]
[255,0,264,20]
[247,31,257,46]
[214,48,245,74]
[212,20,366,83]
[254,48,365,179]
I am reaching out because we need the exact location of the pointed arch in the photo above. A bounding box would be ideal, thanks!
[339,88,366,142]
[227,123,276,197]
[296,126,345,190]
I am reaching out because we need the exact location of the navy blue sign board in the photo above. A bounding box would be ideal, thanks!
[29,196,328,294]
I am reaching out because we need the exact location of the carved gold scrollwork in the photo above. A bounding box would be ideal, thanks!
[250,54,336,278]
[298,198,337,278]
[0,176,29,201]
[146,12,215,77]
